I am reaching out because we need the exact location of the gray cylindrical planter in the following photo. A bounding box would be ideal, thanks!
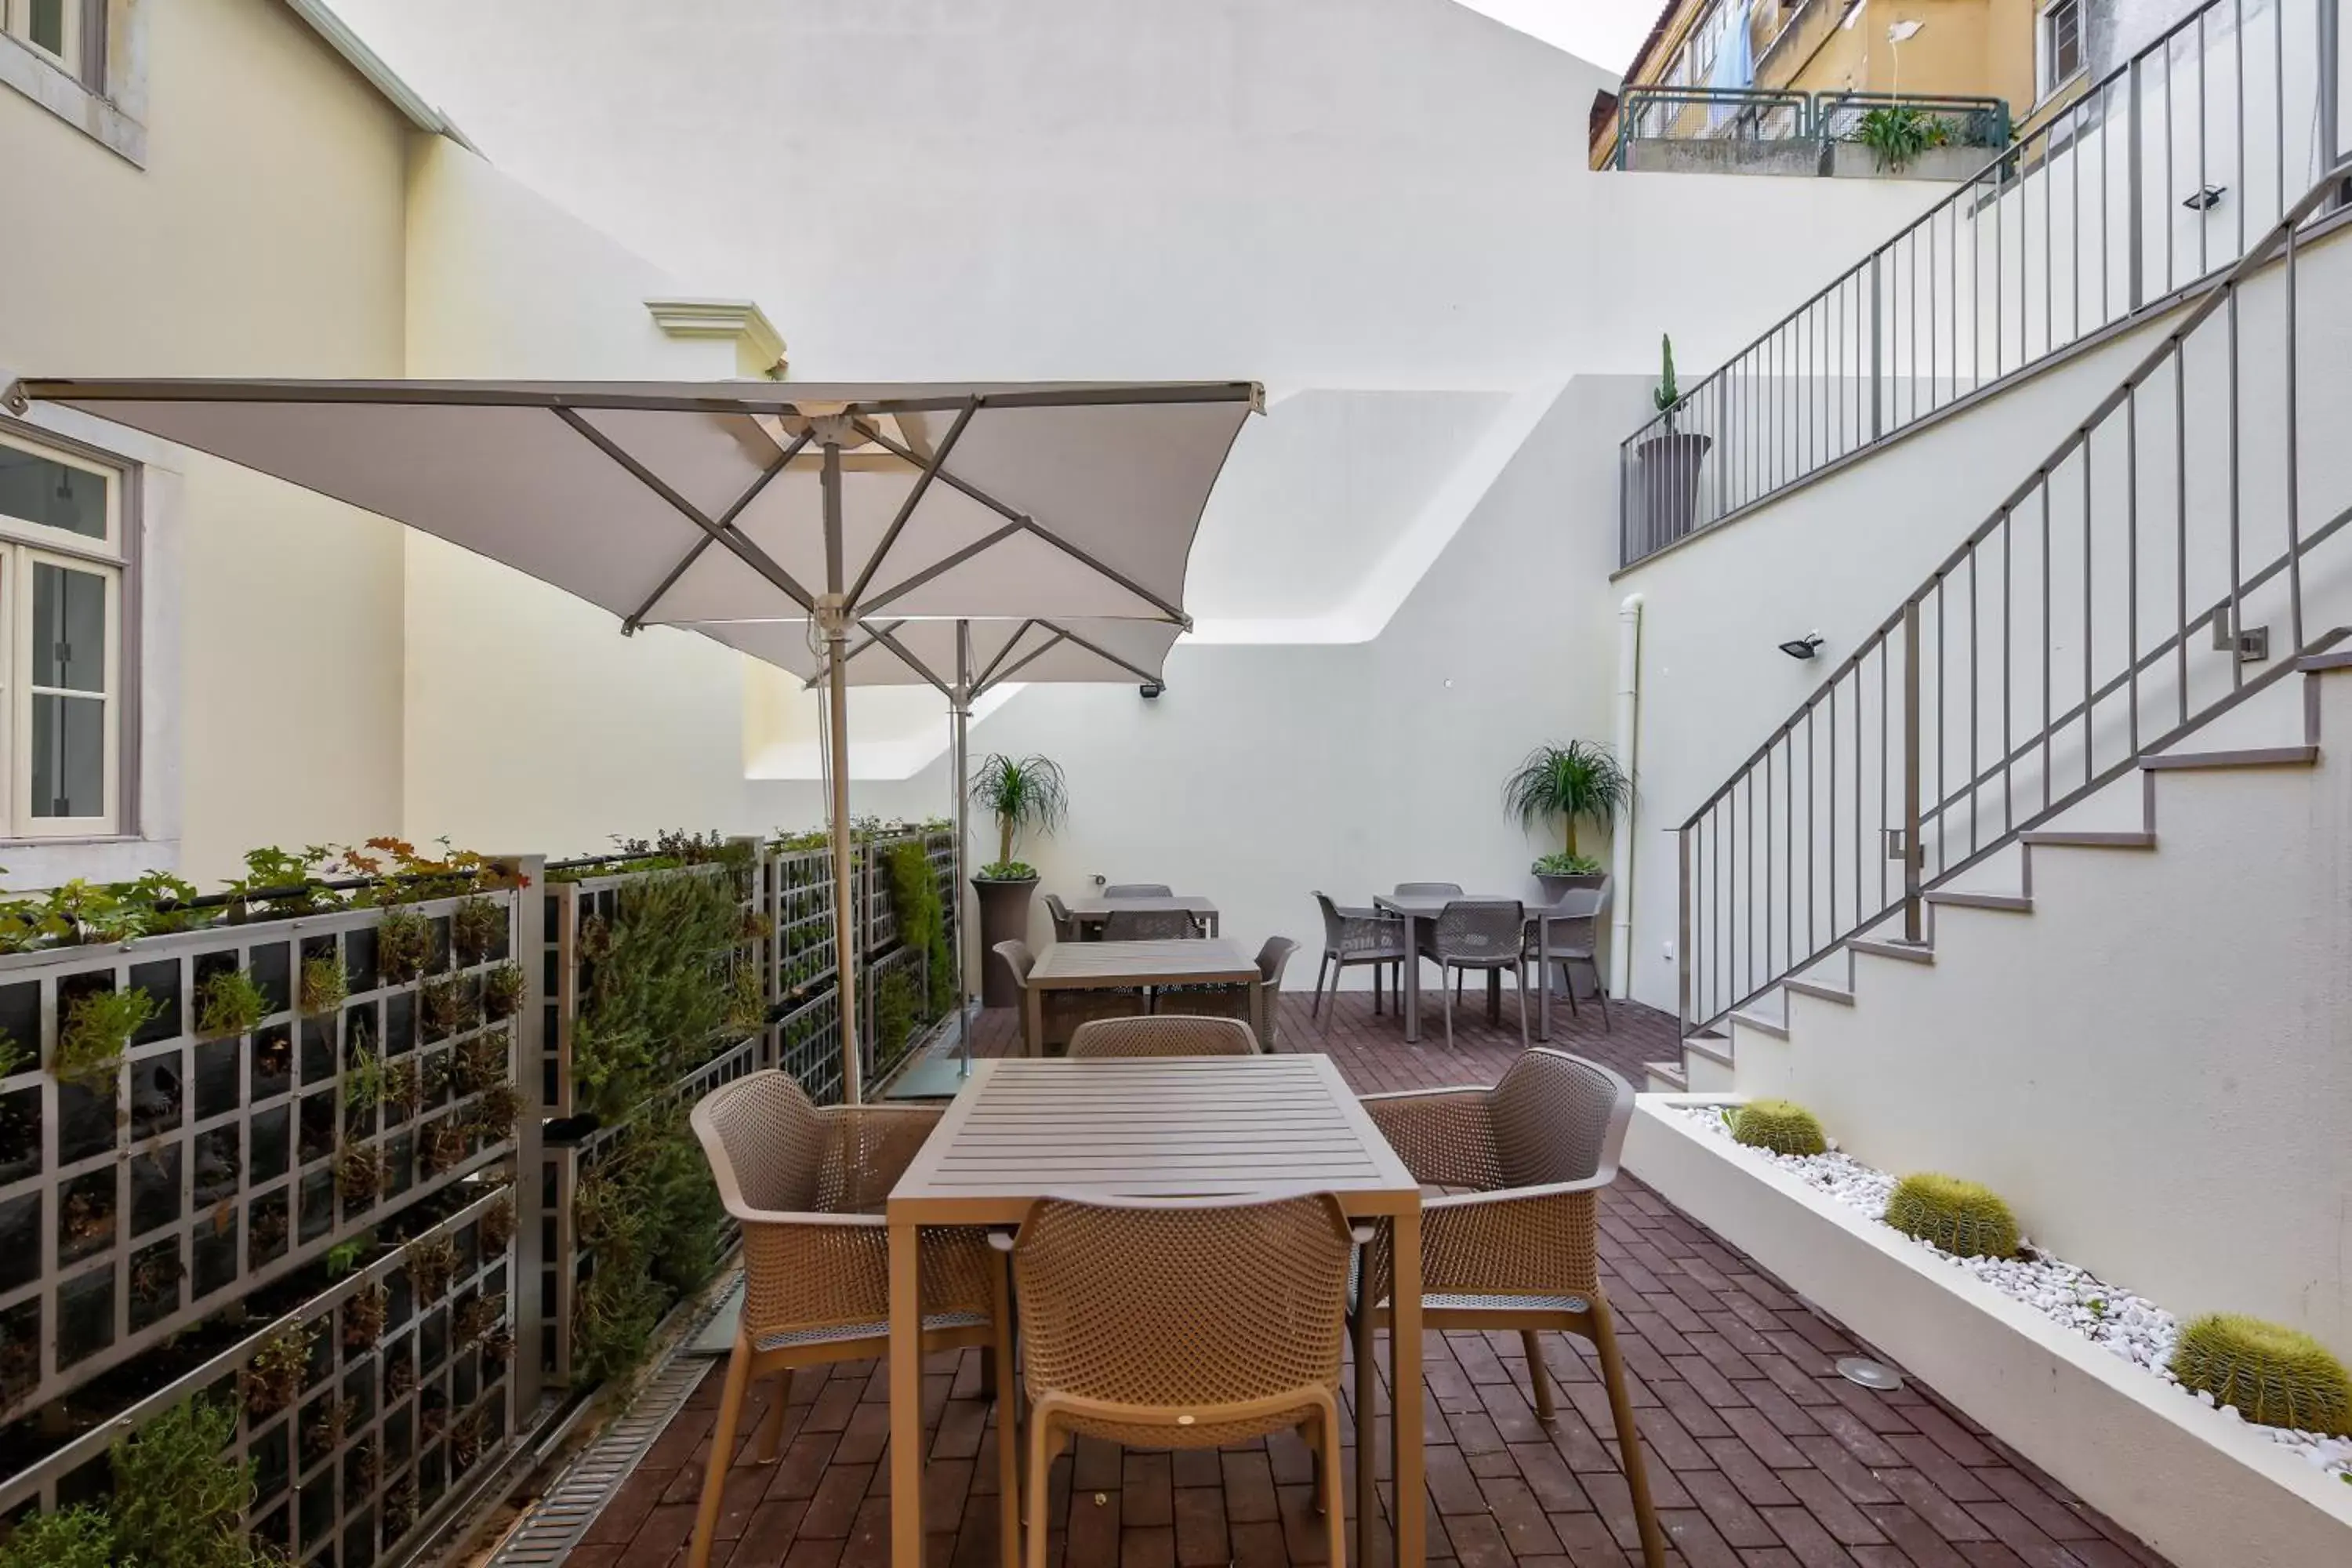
[1634,429,1712,548]
[971,877,1037,1007]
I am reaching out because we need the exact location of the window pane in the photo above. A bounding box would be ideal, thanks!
[0,446,107,539]
[33,562,105,692]
[29,0,65,56]
[31,693,103,818]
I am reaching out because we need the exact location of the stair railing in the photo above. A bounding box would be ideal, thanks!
[1678,158,2352,1036]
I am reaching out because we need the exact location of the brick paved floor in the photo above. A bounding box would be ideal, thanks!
[551,993,2169,1568]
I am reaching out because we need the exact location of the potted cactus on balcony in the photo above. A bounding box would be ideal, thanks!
[1632,334,1713,547]
[1504,740,1631,900]
[969,753,1067,1006]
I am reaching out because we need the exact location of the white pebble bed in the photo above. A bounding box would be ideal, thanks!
[1674,1103,2352,1486]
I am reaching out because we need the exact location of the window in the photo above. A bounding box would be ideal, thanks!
[2039,0,2084,96]
[2,0,82,77]
[0,430,127,836]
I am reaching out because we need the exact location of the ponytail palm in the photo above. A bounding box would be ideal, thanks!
[970,753,1068,877]
[1504,742,1631,866]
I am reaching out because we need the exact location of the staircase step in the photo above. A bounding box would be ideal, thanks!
[2020,829,2156,849]
[1644,1060,1689,1092]
[1784,978,1855,1006]
[1849,937,1934,964]
[1923,889,2033,913]
[1683,1030,1735,1069]
[1730,1007,1789,1040]
[2143,745,2318,771]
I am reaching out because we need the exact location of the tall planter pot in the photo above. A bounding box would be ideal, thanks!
[1633,429,1713,550]
[972,876,1038,1007]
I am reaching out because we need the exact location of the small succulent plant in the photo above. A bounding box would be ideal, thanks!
[376,909,434,982]
[2170,1314,2352,1436]
[194,967,270,1040]
[1729,1099,1828,1156]
[1883,1173,2020,1258]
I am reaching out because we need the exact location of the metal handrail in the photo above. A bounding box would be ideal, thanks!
[1813,92,2011,148]
[1613,86,1813,168]
[1675,157,2352,1036]
[1621,0,2347,566]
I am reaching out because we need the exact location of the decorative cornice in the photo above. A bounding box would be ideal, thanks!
[644,297,789,379]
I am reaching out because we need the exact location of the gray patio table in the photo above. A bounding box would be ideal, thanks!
[1373,891,1589,1044]
[1022,937,1259,1054]
[1058,892,1221,937]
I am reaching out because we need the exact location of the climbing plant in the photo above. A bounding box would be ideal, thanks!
[572,855,753,1121]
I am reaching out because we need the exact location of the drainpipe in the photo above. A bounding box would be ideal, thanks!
[1610,593,1643,999]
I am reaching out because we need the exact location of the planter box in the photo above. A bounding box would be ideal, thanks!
[1625,1096,2352,1568]
[1825,141,1998,181]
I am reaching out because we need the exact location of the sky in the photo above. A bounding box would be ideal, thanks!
[1456,0,1658,71]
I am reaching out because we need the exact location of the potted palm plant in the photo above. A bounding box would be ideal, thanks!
[1504,740,1632,901]
[1632,334,1712,547]
[969,753,1068,1005]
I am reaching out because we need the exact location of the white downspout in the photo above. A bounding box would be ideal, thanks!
[1610,593,1643,999]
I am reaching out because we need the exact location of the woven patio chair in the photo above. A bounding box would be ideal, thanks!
[996,938,1145,1054]
[1150,935,1297,1048]
[1100,907,1200,941]
[1392,880,1464,897]
[1430,898,1531,1051]
[1524,877,1612,1030]
[1356,1050,1664,1567]
[1311,891,1406,1018]
[1102,882,1173,898]
[687,1071,1013,1568]
[1003,1194,1359,1568]
[1044,892,1081,943]
[1067,1014,1258,1057]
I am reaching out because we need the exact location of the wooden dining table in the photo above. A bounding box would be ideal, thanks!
[885,1054,1427,1568]
[1022,936,1260,1054]
[1058,892,1221,936]
[1373,891,1595,1044]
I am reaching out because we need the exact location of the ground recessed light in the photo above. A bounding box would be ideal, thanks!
[1836,1356,1905,1391]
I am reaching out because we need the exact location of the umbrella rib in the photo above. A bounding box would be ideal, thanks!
[553,406,818,615]
[624,428,812,631]
[971,619,1041,692]
[851,420,1189,624]
[844,398,978,610]
[980,630,1072,688]
[851,518,1027,618]
[1021,618,1163,689]
[862,622,956,701]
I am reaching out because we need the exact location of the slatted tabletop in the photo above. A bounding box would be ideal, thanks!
[884,1054,1429,1568]
[891,1054,1417,1210]
[1026,936,1255,984]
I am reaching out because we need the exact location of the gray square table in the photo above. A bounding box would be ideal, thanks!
[1022,937,1259,1054]
[1373,891,1594,1044]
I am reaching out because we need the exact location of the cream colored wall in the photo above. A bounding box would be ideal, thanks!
[397,136,760,858]
[0,0,412,884]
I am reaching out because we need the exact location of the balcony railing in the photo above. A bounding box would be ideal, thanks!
[1619,0,2350,567]
[1608,88,2007,170]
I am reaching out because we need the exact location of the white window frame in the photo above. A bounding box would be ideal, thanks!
[1,0,82,79]
[0,427,130,839]
[2038,0,2085,100]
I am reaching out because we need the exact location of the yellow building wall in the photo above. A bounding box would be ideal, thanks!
[0,0,413,882]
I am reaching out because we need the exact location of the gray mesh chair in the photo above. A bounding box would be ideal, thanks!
[1044,892,1080,943]
[996,938,1143,1054]
[1310,893,1406,1018]
[1103,883,1173,898]
[1396,882,1465,977]
[1431,899,1530,1051]
[1150,935,1293,1047]
[1068,1015,1258,1057]
[1356,1051,1663,1566]
[1525,877,1612,1030]
[1101,907,1200,941]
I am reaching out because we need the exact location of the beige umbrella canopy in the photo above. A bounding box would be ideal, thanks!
[6,376,1258,1101]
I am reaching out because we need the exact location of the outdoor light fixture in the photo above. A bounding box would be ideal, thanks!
[1778,631,1824,660]
[2183,184,2227,210]
[1138,681,1163,699]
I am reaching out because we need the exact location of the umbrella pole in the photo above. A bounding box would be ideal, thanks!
[819,434,862,1106]
[953,621,972,1076]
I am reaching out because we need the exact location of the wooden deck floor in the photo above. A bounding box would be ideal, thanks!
[554,993,2168,1568]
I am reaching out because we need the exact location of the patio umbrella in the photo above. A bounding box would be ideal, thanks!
[699,614,1184,1081]
[4,376,1258,1102]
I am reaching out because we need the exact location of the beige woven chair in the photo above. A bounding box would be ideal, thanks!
[1356,1050,1665,1568]
[995,938,1145,1054]
[1067,1014,1258,1057]
[1004,1194,1359,1568]
[686,1072,1014,1568]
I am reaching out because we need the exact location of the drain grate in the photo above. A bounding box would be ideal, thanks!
[485,1280,739,1565]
